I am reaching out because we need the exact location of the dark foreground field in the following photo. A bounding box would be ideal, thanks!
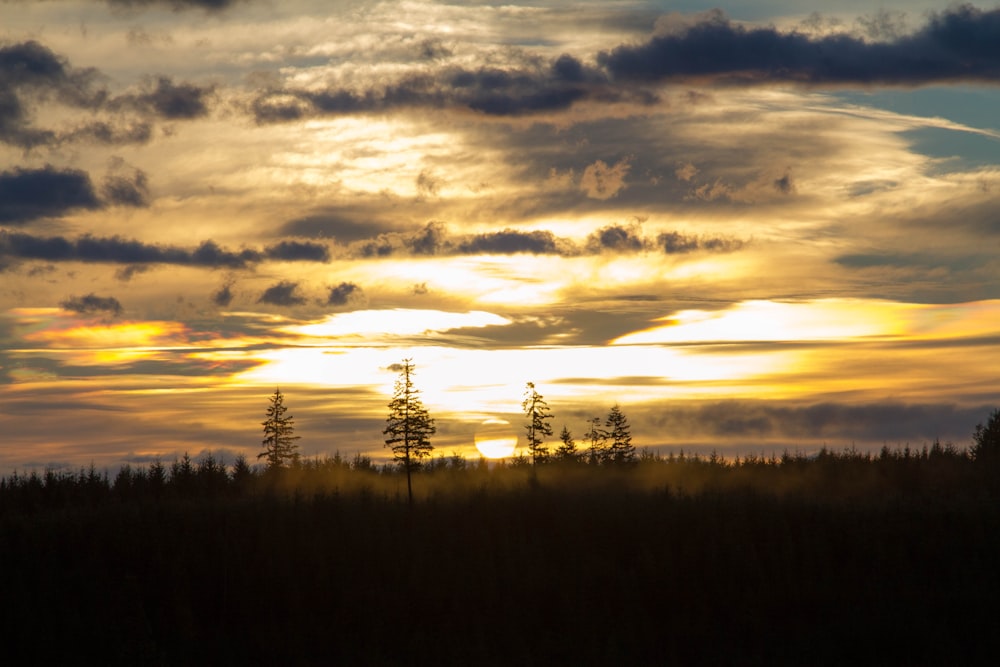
[2,451,999,665]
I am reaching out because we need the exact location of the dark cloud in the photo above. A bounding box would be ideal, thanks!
[102,162,150,207]
[658,231,745,254]
[773,171,795,194]
[346,221,747,259]
[63,119,154,145]
[351,222,467,257]
[114,264,151,281]
[264,240,331,262]
[0,40,103,147]
[257,281,305,306]
[106,0,244,12]
[212,279,235,307]
[60,293,123,316]
[327,282,365,307]
[249,5,1000,128]
[586,223,646,252]
[598,5,1000,87]
[281,210,400,241]
[0,166,100,224]
[834,251,987,272]
[113,76,213,120]
[646,400,989,444]
[408,220,447,255]
[457,229,559,255]
[190,240,262,267]
[1,39,210,149]
[657,231,699,253]
[0,231,327,268]
[252,56,605,123]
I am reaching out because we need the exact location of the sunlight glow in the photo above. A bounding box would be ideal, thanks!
[613,299,907,345]
[23,320,192,349]
[284,309,511,341]
[612,299,1000,346]
[474,418,518,458]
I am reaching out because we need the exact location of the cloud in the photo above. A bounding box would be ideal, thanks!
[833,252,983,272]
[598,5,1000,87]
[586,223,646,252]
[353,222,563,258]
[0,231,330,268]
[212,278,235,307]
[344,221,748,259]
[257,281,305,306]
[773,171,795,195]
[579,158,631,200]
[0,41,101,148]
[1,39,211,149]
[415,170,443,198]
[675,162,699,182]
[264,240,331,262]
[112,76,214,120]
[102,160,150,207]
[457,229,560,255]
[281,209,400,241]
[245,5,1000,131]
[105,0,245,13]
[251,56,607,123]
[60,293,123,316]
[0,166,100,224]
[407,220,448,256]
[658,231,746,254]
[62,119,154,146]
[327,282,365,307]
[114,264,151,282]
[657,231,700,254]
[646,400,988,444]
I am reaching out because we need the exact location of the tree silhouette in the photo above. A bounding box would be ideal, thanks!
[972,408,1000,465]
[384,359,436,504]
[584,416,607,465]
[522,382,554,465]
[555,425,579,462]
[259,388,301,470]
[605,404,635,464]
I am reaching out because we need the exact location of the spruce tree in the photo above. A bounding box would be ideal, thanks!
[555,425,579,462]
[384,359,436,504]
[259,388,301,470]
[522,382,554,465]
[605,404,635,464]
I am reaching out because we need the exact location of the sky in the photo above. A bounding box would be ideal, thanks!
[2,0,1000,472]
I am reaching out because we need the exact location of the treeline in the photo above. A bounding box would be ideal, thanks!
[3,437,998,516]
[2,406,999,665]
[3,443,1000,665]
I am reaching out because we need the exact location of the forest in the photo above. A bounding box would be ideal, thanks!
[2,381,999,664]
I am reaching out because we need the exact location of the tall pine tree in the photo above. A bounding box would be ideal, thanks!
[259,388,300,470]
[384,359,436,504]
[522,382,554,465]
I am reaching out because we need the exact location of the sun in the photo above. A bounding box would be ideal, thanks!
[474,418,518,459]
